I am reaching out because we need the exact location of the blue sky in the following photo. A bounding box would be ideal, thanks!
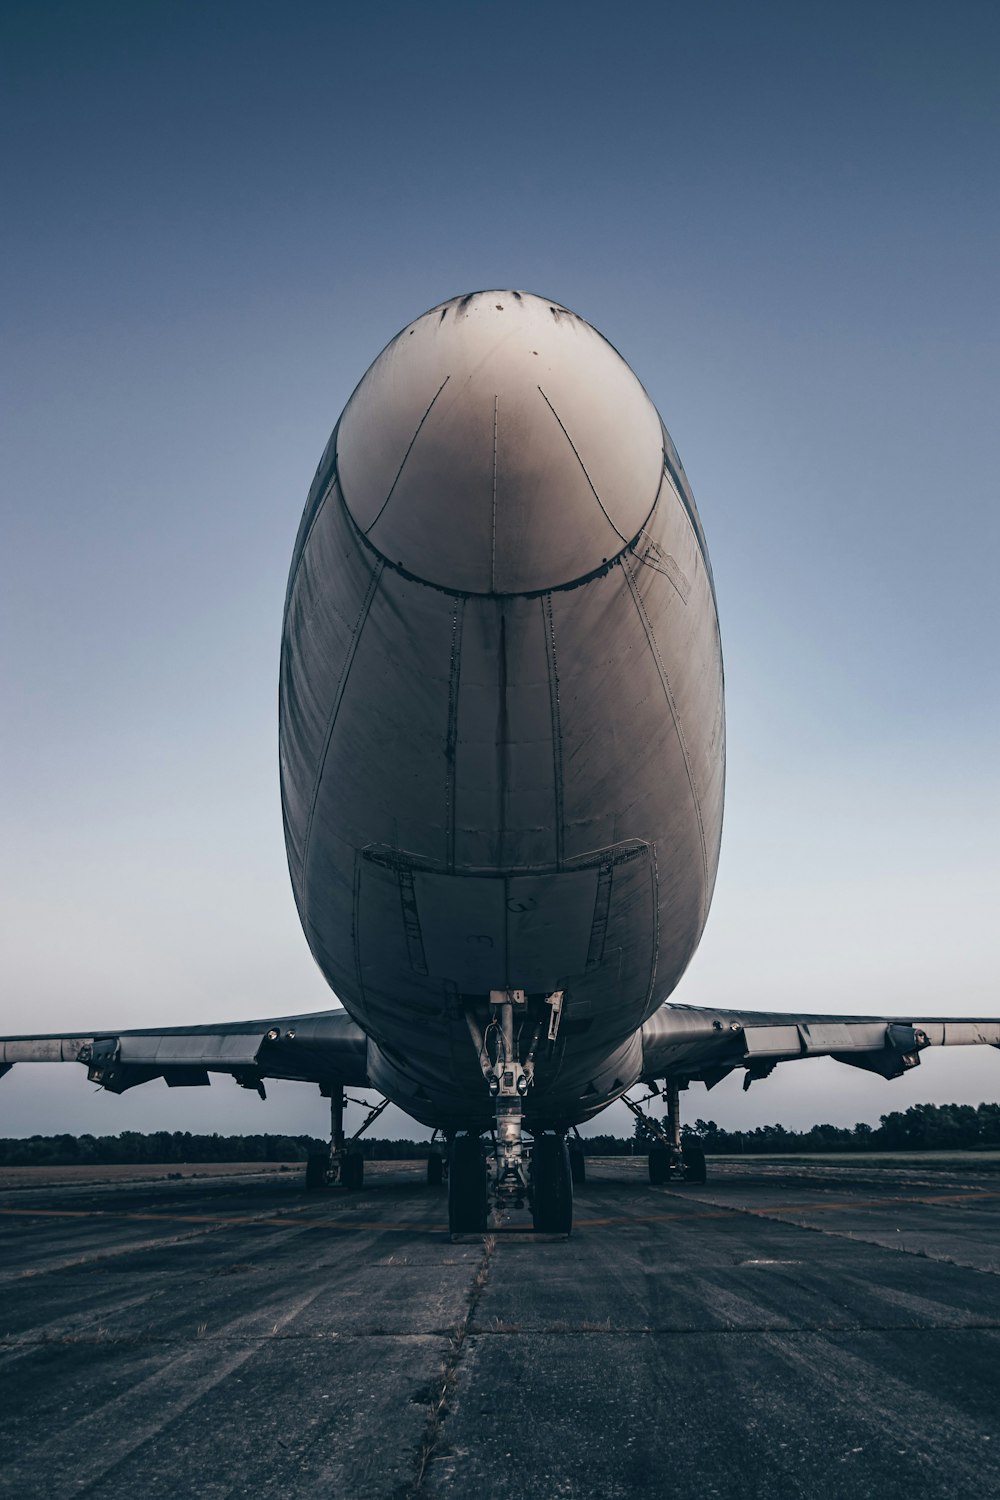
[2,0,997,1140]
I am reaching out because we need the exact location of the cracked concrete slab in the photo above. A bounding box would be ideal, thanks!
[3,1160,1000,1499]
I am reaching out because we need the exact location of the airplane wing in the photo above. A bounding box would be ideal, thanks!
[0,1009,369,1097]
[641,1004,1000,1090]
[6,1000,996,1109]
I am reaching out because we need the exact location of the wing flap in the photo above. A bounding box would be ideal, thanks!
[741,1025,803,1057]
[118,1034,264,1068]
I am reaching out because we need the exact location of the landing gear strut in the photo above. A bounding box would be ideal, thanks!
[426,1129,449,1187]
[305,1087,388,1190]
[622,1079,707,1185]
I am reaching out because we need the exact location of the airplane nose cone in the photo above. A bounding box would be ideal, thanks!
[336,290,665,594]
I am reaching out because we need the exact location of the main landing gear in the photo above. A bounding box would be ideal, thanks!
[622,1079,708,1185]
[449,988,574,1237]
[305,1087,389,1191]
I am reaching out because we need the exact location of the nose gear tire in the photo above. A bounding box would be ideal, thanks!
[531,1135,573,1234]
[449,1135,488,1234]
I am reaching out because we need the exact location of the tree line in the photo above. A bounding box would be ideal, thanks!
[0,1131,637,1166]
[674,1101,1000,1154]
[0,1132,326,1168]
[0,1132,511,1167]
[2,1104,1000,1166]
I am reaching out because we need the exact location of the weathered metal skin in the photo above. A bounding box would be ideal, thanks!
[279,291,725,1129]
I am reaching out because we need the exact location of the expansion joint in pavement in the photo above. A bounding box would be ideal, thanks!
[401,1232,496,1496]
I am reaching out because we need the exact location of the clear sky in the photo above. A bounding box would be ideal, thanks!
[2,0,997,1142]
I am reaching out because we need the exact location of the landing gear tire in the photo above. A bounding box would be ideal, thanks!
[531,1135,573,1234]
[342,1152,364,1191]
[648,1145,669,1185]
[449,1135,488,1234]
[681,1140,707,1184]
[305,1152,328,1191]
[427,1154,444,1187]
[570,1148,586,1186]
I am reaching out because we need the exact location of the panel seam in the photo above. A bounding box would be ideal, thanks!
[363,375,451,536]
[490,394,499,593]
[301,557,385,883]
[537,385,628,545]
[444,597,465,873]
[622,556,709,911]
[542,592,565,870]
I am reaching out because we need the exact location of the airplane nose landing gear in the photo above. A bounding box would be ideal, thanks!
[453,988,573,1237]
[468,989,534,1222]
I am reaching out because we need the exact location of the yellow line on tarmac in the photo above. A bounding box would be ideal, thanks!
[743,1189,1000,1214]
[575,1187,1000,1230]
[0,1206,444,1234]
[2,1186,997,1238]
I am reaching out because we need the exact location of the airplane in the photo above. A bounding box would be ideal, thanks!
[3,290,998,1236]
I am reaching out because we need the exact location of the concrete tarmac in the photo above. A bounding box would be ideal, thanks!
[2,1158,1000,1499]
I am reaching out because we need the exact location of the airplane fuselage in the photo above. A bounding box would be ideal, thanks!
[279,291,725,1130]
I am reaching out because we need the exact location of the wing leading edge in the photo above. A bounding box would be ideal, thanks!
[641,1005,1000,1092]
